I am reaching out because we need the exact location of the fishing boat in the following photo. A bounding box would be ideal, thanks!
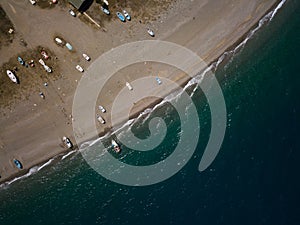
[116,12,125,22]
[13,159,23,169]
[101,6,110,15]
[97,114,105,124]
[147,28,155,37]
[111,140,121,153]
[123,10,131,21]
[63,136,73,149]
[6,70,18,83]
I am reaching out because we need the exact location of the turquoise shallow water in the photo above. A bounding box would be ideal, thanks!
[0,1,299,224]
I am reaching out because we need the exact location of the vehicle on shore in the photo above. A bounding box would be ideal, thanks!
[63,136,73,149]
[126,82,133,90]
[97,114,105,124]
[98,105,106,113]
[101,6,110,15]
[111,140,121,153]
[6,70,18,83]
[82,53,90,61]
[123,10,131,21]
[76,65,84,72]
[147,28,155,37]
[116,12,125,22]
[13,159,23,169]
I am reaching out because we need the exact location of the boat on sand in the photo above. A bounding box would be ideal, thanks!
[6,70,18,83]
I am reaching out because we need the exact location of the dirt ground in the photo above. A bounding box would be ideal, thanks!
[0,6,14,49]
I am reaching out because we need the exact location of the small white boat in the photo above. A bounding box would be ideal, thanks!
[97,114,105,124]
[63,136,73,149]
[82,53,90,61]
[6,70,18,83]
[76,65,84,72]
[126,82,133,90]
[123,10,131,21]
[111,140,121,153]
[147,28,155,37]
[101,6,110,15]
[98,105,106,113]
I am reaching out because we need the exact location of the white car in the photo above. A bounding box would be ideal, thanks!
[98,105,106,113]
[126,82,133,90]
[29,0,36,5]
[76,65,84,72]
[97,115,105,124]
[82,53,90,61]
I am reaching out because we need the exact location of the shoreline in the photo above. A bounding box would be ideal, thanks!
[0,0,282,186]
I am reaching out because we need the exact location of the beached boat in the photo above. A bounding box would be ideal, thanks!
[97,114,105,124]
[13,159,23,169]
[111,140,121,153]
[17,56,25,65]
[63,136,73,149]
[101,6,110,15]
[126,82,133,90]
[123,10,131,21]
[116,12,125,22]
[6,70,18,83]
[147,28,155,37]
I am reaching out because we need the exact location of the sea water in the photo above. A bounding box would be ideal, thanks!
[0,0,299,224]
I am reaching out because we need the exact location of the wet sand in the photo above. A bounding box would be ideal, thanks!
[0,0,279,183]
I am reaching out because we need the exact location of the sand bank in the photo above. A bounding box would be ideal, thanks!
[0,0,280,184]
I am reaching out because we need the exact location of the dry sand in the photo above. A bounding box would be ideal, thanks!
[0,0,279,183]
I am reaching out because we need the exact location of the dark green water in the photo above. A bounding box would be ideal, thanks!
[0,1,299,224]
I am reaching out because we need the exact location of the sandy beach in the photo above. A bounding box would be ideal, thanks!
[0,0,279,183]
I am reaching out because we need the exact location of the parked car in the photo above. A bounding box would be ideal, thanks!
[98,105,106,113]
[76,65,84,72]
[41,50,49,60]
[69,9,76,17]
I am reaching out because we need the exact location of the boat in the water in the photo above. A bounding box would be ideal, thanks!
[111,140,121,153]
[101,6,110,15]
[6,70,18,83]
[123,10,131,21]
[116,12,125,22]
[13,159,23,169]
